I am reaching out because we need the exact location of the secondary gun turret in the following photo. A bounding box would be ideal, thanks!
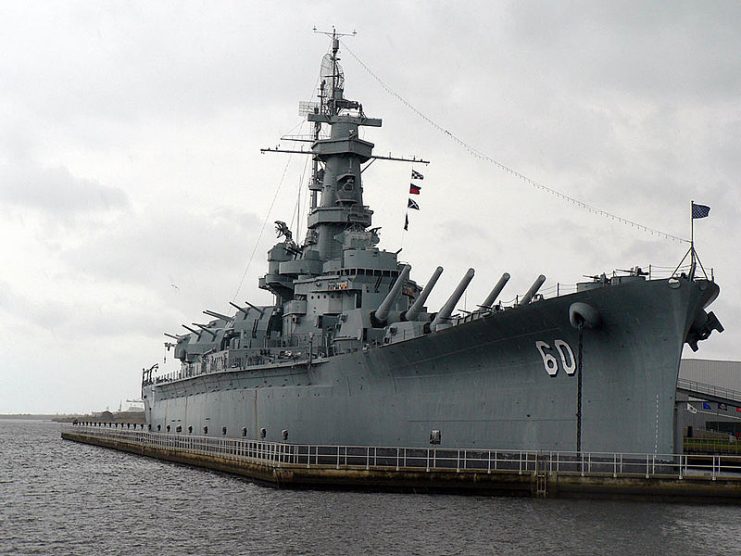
[192,323,217,339]
[203,309,232,322]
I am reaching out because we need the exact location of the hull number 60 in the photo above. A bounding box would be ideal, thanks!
[535,340,576,376]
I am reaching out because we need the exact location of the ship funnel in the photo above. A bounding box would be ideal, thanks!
[519,275,546,305]
[431,268,475,331]
[481,273,511,308]
[373,265,411,325]
[404,266,443,321]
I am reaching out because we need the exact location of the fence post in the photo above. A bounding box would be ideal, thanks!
[678,454,683,480]
[645,455,650,479]
[613,453,617,478]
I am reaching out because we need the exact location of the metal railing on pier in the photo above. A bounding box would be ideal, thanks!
[677,378,741,406]
[64,425,741,482]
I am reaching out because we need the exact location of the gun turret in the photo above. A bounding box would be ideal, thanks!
[228,302,249,316]
[519,275,546,305]
[481,273,511,308]
[192,323,217,339]
[203,309,232,321]
[404,266,443,321]
[244,301,266,317]
[431,268,475,331]
[372,265,411,326]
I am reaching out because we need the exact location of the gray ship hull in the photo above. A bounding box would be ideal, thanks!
[144,276,718,454]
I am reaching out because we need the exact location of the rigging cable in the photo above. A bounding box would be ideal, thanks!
[289,154,312,238]
[231,144,296,303]
[341,41,688,244]
[230,72,324,303]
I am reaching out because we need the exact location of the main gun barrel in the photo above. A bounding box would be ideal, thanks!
[519,275,546,305]
[431,268,475,331]
[404,266,443,321]
[374,265,411,324]
[481,272,510,308]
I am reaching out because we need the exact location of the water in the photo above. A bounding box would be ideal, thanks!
[2,420,740,555]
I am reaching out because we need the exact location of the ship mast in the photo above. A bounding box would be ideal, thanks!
[261,28,429,264]
[300,28,381,261]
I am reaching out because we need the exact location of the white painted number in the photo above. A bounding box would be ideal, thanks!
[554,340,576,376]
[535,341,559,376]
[536,339,576,376]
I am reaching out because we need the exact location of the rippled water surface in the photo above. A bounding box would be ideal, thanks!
[2,419,741,555]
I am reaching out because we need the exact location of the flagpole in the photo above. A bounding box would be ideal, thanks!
[690,200,696,278]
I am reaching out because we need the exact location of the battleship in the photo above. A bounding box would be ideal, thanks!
[141,32,723,456]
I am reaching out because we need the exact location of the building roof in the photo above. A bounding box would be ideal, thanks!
[680,359,741,391]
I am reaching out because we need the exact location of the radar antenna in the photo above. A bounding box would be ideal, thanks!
[313,26,357,116]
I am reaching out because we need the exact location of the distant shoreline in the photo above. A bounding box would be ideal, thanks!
[1,412,144,423]
[1,414,70,421]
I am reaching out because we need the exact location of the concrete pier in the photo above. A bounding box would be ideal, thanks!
[62,426,741,504]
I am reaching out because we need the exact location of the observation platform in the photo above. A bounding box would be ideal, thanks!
[62,425,741,504]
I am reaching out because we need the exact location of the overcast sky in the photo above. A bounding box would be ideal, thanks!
[1,1,739,413]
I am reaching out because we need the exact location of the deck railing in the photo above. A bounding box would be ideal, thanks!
[64,425,741,481]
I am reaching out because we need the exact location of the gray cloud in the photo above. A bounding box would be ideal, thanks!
[0,162,129,215]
